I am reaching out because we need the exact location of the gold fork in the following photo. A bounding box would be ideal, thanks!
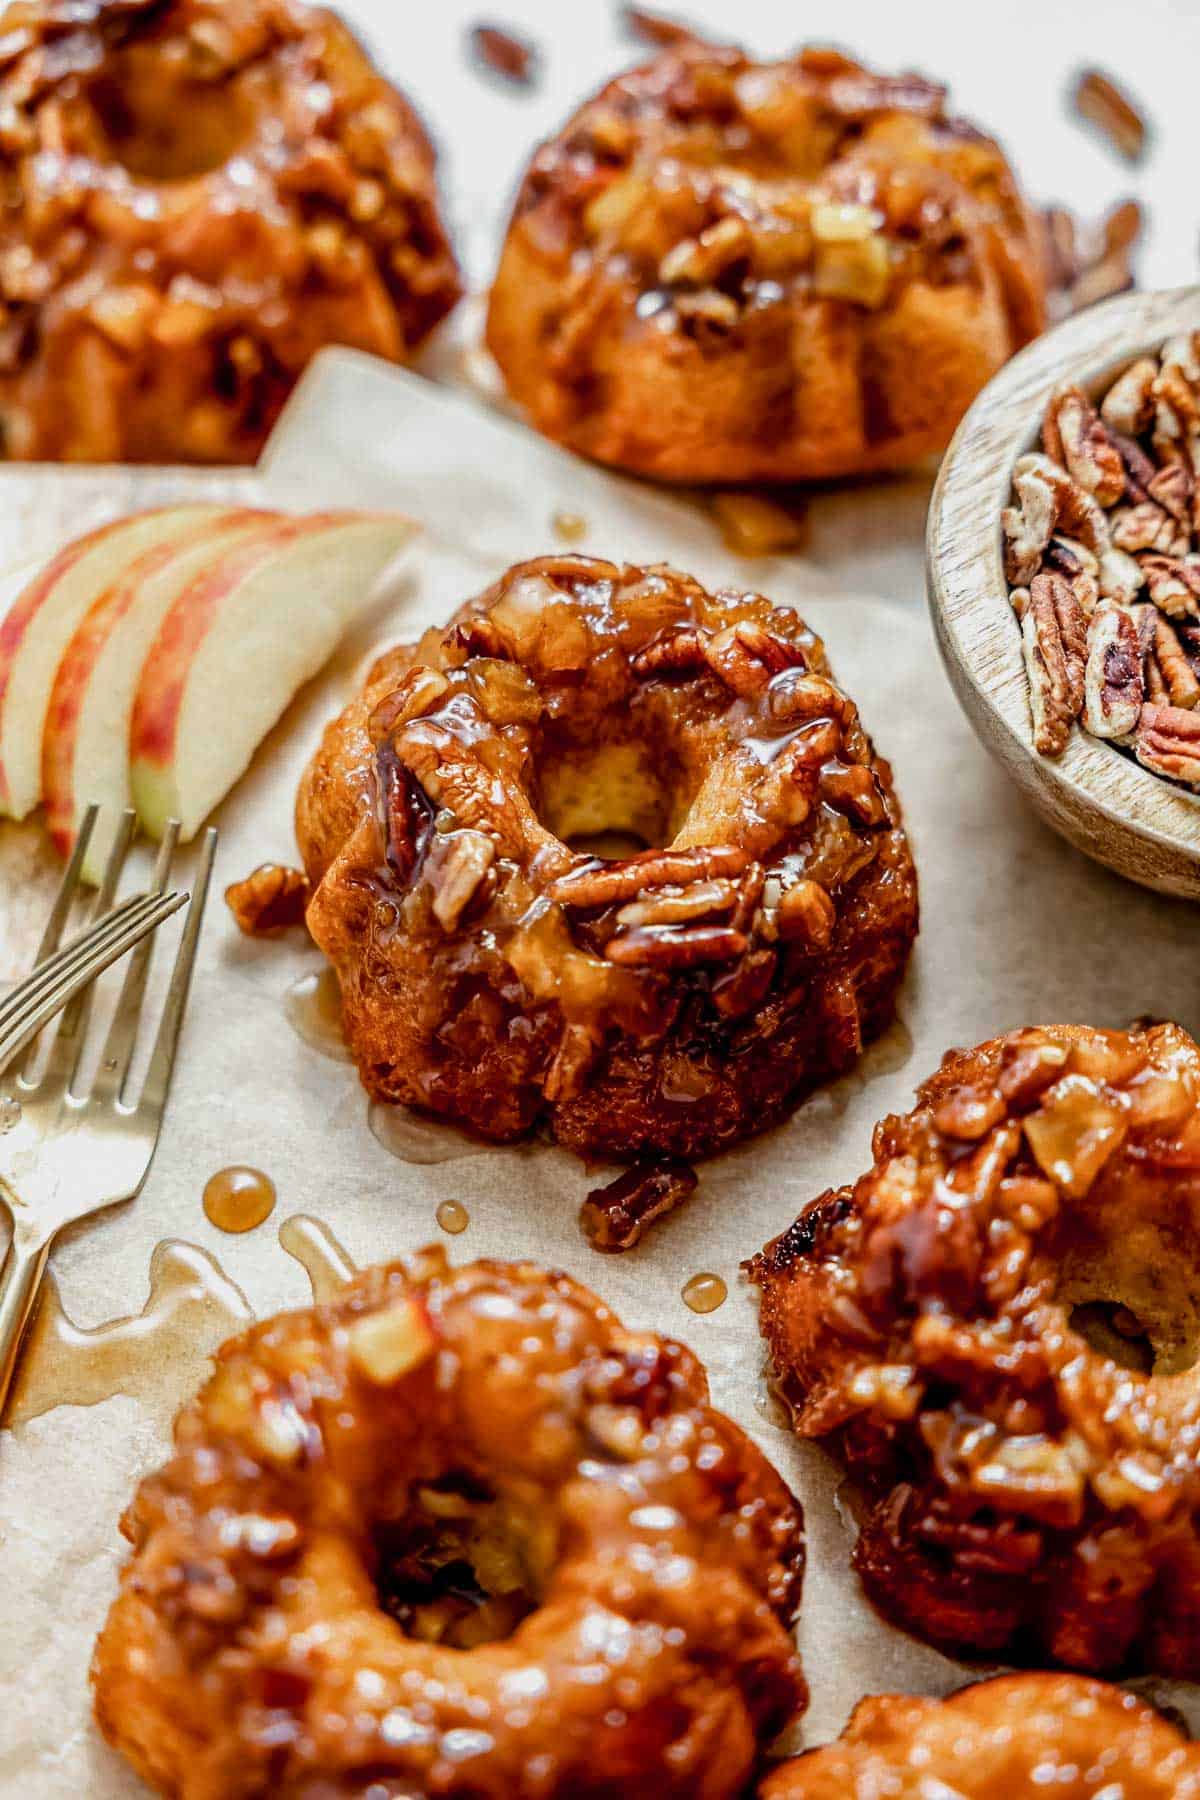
[0,805,217,1418]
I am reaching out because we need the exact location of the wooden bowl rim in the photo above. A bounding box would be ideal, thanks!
[926,284,1200,890]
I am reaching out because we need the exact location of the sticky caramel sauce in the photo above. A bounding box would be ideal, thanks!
[278,1213,357,1302]
[6,1242,252,1430]
[436,1198,469,1235]
[368,1101,493,1165]
[203,1165,276,1234]
[284,966,351,1062]
[682,1272,727,1314]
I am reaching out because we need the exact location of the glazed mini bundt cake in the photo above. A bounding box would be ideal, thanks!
[296,556,918,1169]
[762,1674,1200,1798]
[753,1020,1200,1676]
[0,0,460,461]
[487,38,1049,482]
[93,1249,806,1798]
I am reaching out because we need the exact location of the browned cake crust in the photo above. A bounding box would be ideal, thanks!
[752,1021,1200,1676]
[92,1250,806,1799]
[0,0,460,462]
[294,557,918,1165]
[760,1674,1200,1798]
[486,40,1047,483]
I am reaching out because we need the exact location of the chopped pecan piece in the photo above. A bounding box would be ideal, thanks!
[580,1157,698,1252]
[775,879,836,948]
[225,864,311,937]
[1042,384,1125,505]
[1082,603,1142,740]
[711,947,777,1017]
[542,1022,598,1104]
[1135,703,1200,785]
[468,22,539,87]
[619,3,697,47]
[1021,572,1087,754]
[425,828,496,931]
[549,844,748,908]
[711,492,808,558]
[1043,537,1099,612]
[1070,68,1148,163]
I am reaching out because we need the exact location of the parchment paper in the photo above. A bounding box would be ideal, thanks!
[1,352,1197,1795]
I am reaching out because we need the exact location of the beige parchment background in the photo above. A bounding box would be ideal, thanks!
[0,351,1197,1793]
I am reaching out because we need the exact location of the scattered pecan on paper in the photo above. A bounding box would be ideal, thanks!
[1003,337,1200,790]
[1070,68,1149,163]
[467,22,539,87]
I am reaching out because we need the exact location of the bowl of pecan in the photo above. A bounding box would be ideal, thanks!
[927,285,1200,899]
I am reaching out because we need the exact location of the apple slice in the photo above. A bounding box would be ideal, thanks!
[42,508,280,882]
[130,512,415,840]
[0,506,233,821]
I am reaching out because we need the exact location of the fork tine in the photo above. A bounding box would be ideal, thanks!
[94,820,181,1103]
[31,802,99,966]
[0,894,146,1044]
[46,808,137,1090]
[0,891,187,1076]
[137,828,217,1116]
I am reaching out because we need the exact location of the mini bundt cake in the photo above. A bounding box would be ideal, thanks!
[487,39,1049,482]
[0,0,460,461]
[296,556,918,1171]
[753,1020,1200,1676]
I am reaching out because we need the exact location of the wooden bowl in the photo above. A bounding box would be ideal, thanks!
[926,285,1200,900]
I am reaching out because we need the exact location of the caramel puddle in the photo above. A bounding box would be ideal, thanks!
[6,1241,252,1431]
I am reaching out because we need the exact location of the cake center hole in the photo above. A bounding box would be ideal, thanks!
[85,56,267,181]
[1067,1301,1155,1376]
[536,738,691,854]
[373,1476,541,1648]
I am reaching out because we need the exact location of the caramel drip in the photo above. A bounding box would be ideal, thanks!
[278,1213,357,1302]
[367,1101,492,1165]
[5,1241,252,1430]
[284,967,352,1062]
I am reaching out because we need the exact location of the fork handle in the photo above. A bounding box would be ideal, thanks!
[0,1227,52,1421]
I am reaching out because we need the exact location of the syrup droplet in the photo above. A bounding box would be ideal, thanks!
[203,1165,276,1234]
[284,967,351,1062]
[278,1213,357,1303]
[436,1198,469,1235]
[682,1272,727,1314]
[0,1094,20,1132]
[368,1101,493,1166]
[551,510,588,544]
[6,1241,252,1430]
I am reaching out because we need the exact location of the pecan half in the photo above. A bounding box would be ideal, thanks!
[1100,357,1157,436]
[1082,603,1142,740]
[1042,384,1125,505]
[225,864,311,937]
[1110,500,1186,556]
[1150,616,1200,710]
[1139,554,1200,619]
[1135,703,1200,785]
[1022,572,1087,754]
[549,844,749,908]
[604,922,748,968]
[616,879,739,929]
[1002,456,1059,584]
[580,1158,698,1252]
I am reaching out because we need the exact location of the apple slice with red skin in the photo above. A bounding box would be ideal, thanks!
[0,506,232,821]
[129,513,415,841]
[42,509,280,882]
